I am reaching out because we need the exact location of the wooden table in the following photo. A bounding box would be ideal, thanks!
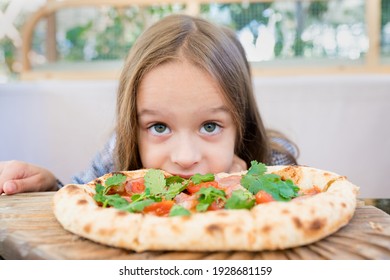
[1,192,390,260]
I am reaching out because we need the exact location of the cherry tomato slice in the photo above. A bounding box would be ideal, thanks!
[187,181,219,194]
[143,200,175,216]
[207,199,225,211]
[255,190,274,204]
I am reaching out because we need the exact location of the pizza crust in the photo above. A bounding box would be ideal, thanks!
[53,166,359,252]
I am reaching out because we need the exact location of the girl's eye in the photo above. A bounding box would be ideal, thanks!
[149,123,171,135]
[200,122,221,135]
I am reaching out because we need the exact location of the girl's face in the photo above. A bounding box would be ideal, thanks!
[137,60,237,178]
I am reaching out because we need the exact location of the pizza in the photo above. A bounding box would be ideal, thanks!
[53,161,359,252]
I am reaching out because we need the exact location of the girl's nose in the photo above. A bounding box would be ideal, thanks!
[171,135,201,169]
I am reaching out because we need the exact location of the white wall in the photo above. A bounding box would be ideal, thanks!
[0,81,117,184]
[254,75,390,198]
[1,75,389,198]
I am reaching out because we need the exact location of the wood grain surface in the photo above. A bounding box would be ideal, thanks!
[1,192,390,260]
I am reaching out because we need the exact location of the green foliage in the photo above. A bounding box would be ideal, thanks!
[382,0,390,27]
[0,38,15,73]
[65,21,93,60]
[190,173,215,185]
[2,1,387,79]
[144,169,166,195]
[196,187,226,212]
[165,183,187,201]
[241,161,300,202]
[169,205,191,217]
[61,5,185,61]
[224,189,255,210]
[105,174,127,188]
[94,184,129,209]
[308,1,328,18]
[222,2,272,41]
[121,199,155,213]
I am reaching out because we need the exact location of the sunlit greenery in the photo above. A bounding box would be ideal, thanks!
[0,0,390,78]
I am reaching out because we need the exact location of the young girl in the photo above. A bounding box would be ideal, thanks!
[0,14,297,195]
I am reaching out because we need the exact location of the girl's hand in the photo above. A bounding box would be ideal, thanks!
[0,161,58,195]
[229,155,247,173]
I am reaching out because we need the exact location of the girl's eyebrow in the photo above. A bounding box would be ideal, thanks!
[207,106,230,113]
[137,108,173,119]
[198,106,232,117]
[138,106,230,116]
[137,105,230,119]
[137,109,161,117]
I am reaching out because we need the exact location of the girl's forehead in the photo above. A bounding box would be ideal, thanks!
[137,60,228,110]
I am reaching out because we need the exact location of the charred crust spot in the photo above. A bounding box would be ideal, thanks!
[116,211,128,217]
[83,224,91,234]
[293,217,303,229]
[171,224,181,234]
[248,232,256,244]
[94,179,102,185]
[77,199,88,205]
[234,227,242,235]
[65,185,80,194]
[98,228,115,236]
[206,224,223,235]
[293,216,326,232]
[261,225,272,233]
[216,212,229,217]
[180,215,191,221]
[309,218,326,231]
[341,202,347,208]
[276,166,301,184]
[281,209,290,214]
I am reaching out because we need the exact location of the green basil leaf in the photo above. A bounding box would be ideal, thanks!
[169,205,191,217]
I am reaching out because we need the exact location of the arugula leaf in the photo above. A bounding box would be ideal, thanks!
[105,174,127,188]
[279,179,300,199]
[105,194,130,208]
[224,189,255,210]
[241,161,300,202]
[130,193,142,202]
[93,187,106,205]
[246,161,267,176]
[165,182,187,200]
[121,199,155,213]
[95,184,105,195]
[144,169,166,195]
[96,174,128,196]
[93,182,130,209]
[94,172,168,213]
[166,176,185,186]
[196,187,226,212]
[169,205,191,217]
[190,173,214,185]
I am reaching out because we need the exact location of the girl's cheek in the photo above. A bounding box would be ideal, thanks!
[228,155,247,173]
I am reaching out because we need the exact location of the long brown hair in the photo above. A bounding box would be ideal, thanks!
[115,14,296,171]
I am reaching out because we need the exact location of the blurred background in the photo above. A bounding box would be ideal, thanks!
[0,0,389,199]
[1,0,390,79]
